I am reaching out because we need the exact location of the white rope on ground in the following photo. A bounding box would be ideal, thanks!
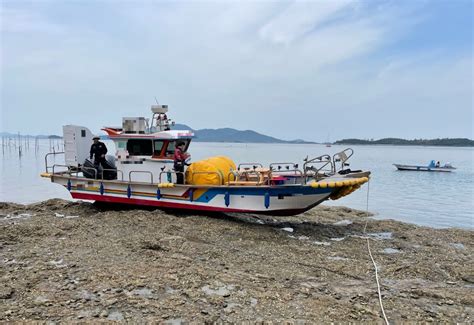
[363,179,390,325]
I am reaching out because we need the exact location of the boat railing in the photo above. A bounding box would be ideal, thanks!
[102,169,124,181]
[269,162,298,171]
[159,170,183,184]
[129,171,154,184]
[235,169,267,185]
[303,154,333,181]
[332,148,353,173]
[190,171,223,185]
[51,164,74,176]
[81,166,98,179]
[45,152,65,173]
[237,163,263,171]
[271,169,304,184]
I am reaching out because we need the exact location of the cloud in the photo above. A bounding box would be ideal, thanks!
[258,0,354,45]
[0,7,63,34]
[1,1,472,139]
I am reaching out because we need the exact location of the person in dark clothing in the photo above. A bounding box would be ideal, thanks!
[173,141,190,184]
[90,136,108,168]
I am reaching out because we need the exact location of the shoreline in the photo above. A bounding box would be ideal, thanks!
[1,199,472,322]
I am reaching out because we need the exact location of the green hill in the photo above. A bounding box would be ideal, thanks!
[334,138,473,147]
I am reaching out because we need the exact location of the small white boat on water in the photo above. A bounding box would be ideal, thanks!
[41,104,370,216]
[393,160,456,172]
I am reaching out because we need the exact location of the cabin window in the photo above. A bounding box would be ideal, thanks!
[116,141,126,149]
[164,139,190,157]
[165,141,176,156]
[81,130,86,137]
[126,139,153,156]
[153,140,164,156]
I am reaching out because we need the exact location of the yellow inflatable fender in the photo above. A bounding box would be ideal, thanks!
[185,156,236,185]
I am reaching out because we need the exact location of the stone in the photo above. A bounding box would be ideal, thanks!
[0,287,14,299]
[99,310,109,318]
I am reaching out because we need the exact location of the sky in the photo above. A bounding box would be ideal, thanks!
[1,0,473,142]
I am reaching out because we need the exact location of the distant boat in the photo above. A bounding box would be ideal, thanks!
[393,160,456,172]
[324,132,332,147]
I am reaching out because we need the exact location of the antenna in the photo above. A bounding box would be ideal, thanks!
[154,97,159,105]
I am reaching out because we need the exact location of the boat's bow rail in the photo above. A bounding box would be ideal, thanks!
[303,154,333,181]
[332,148,353,172]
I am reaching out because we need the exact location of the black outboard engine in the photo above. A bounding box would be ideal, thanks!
[102,155,117,180]
[82,158,99,179]
[82,155,117,180]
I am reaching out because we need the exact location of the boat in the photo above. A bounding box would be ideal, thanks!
[41,104,370,216]
[393,160,456,172]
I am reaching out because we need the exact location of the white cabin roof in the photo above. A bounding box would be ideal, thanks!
[108,129,194,140]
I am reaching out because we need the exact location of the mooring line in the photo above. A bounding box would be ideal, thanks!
[364,179,390,325]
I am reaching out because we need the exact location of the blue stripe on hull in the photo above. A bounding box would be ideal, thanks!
[194,186,333,203]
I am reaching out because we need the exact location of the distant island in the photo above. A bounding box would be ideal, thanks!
[334,138,474,147]
[0,132,62,139]
[1,127,315,144]
[2,130,472,147]
[173,124,315,144]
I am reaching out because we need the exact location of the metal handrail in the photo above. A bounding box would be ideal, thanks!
[237,163,263,171]
[332,148,354,172]
[226,171,238,183]
[81,166,98,179]
[235,169,272,185]
[271,169,304,184]
[269,162,298,171]
[51,164,71,175]
[45,152,65,173]
[303,154,333,181]
[102,169,123,181]
[159,170,183,184]
[129,171,154,184]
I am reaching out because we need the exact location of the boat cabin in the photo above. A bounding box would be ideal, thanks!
[63,104,194,184]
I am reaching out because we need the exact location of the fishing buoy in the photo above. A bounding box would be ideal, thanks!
[158,183,175,188]
[342,180,352,186]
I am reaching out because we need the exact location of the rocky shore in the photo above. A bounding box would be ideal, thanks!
[0,199,472,322]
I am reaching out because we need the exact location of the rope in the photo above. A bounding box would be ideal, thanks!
[364,179,390,325]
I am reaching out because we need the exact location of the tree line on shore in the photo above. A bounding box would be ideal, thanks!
[334,138,473,147]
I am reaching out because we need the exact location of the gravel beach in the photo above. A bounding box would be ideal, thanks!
[0,199,472,322]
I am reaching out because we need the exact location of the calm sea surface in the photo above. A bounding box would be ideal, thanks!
[1,140,472,229]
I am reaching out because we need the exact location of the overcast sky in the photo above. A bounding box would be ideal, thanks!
[1,0,473,142]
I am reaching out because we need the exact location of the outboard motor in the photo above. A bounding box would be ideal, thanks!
[82,155,117,180]
[82,158,100,179]
[102,155,117,180]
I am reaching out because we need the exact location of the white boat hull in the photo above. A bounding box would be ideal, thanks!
[47,174,366,216]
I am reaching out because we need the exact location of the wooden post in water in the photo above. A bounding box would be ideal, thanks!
[18,132,22,158]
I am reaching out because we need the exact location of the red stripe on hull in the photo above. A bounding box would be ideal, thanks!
[70,192,313,216]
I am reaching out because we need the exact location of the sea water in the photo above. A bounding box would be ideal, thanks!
[1,140,472,229]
